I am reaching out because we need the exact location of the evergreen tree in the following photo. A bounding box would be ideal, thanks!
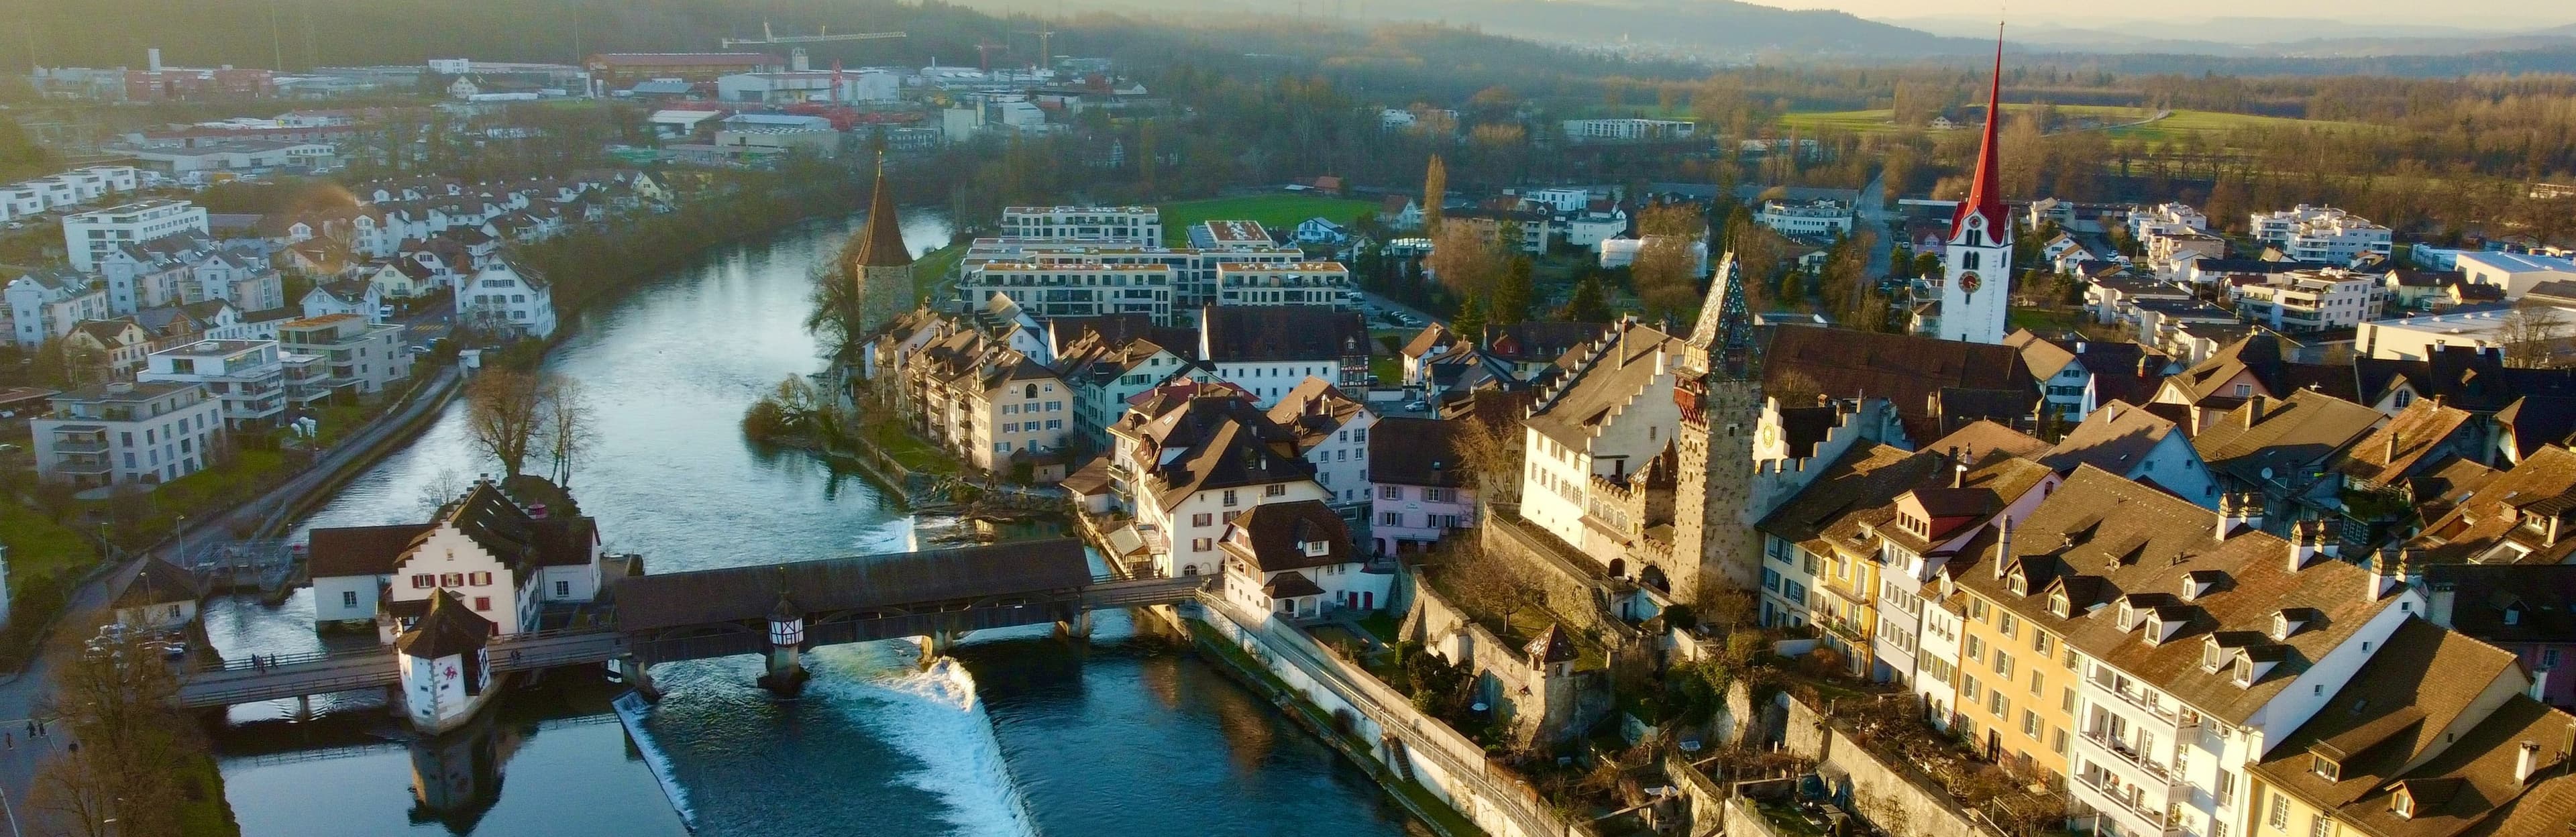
[1564,272,1613,321]
[1491,257,1535,325]
[1422,155,1448,234]
[1452,291,1487,345]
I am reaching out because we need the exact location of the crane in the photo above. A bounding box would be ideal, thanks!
[974,41,1008,72]
[1013,29,1056,70]
[720,21,907,49]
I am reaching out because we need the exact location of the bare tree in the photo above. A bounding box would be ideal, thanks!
[541,377,594,488]
[1426,223,1511,300]
[28,616,196,837]
[2500,302,2572,368]
[466,369,547,480]
[1452,408,1523,504]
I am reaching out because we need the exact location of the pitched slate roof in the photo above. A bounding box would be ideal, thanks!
[1221,500,1354,573]
[1929,419,2051,465]
[2192,390,2385,486]
[2497,396,2576,461]
[2410,446,2576,567]
[1952,466,2402,725]
[1267,377,1369,452]
[853,160,913,269]
[2249,618,2524,829]
[1370,416,1469,488]
[2167,333,2355,405]
[1131,396,1314,507]
[304,480,594,580]
[396,589,494,660]
[2336,400,2477,488]
[1199,305,1370,364]
[1762,325,2033,430]
[2043,400,2188,477]
[111,556,203,610]
[1524,320,1682,449]
[2345,695,2576,837]
[2353,347,2576,414]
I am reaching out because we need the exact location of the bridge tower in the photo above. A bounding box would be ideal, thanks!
[759,594,810,694]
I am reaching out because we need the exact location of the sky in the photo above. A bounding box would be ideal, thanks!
[1747,0,2571,31]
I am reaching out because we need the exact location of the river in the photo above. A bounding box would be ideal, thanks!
[197,214,1426,837]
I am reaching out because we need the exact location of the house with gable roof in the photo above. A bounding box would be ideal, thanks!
[1217,499,1390,621]
[303,478,605,635]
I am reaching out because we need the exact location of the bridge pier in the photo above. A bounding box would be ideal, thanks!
[757,598,809,695]
[914,627,967,664]
[617,655,661,702]
[1055,610,1093,643]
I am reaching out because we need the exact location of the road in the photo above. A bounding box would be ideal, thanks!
[0,361,463,824]
[1860,170,1896,280]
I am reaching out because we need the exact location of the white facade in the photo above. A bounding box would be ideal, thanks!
[961,237,1307,313]
[2357,304,2576,361]
[998,206,1161,243]
[62,200,209,272]
[1939,209,2012,345]
[2229,268,2385,331]
[1560,119,1695,142]
[5,270,111,348]
[2250,205,2393,265]
[460,262,558,340]
[30,381,225,486]
[138,339,286,428]
[2455,252,2576,299]
[398,645,492,733]
[959,262,1174,323]
[279,314,413,395]
[2127,203,2207,242]
[1756,199,1856,237]
[1214,263,1354,310]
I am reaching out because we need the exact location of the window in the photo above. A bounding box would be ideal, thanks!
[1379,512,1402,526]
[1994,651,2015,679]
[1223,490,1238,507]
[411,574,435,589]
[469,571,492,586]
[1966,635,1985,663]
[2312,755,2340,781]
[1191,537,1214,551]
[1380,485,1402,500]
[2310,816,2330,837]
[2051,728,2068,755]
[1998,613,2019,638]
[341,590,358,608]
[2392,791,2414,818]
[1762,568,1781,592]
[1193,513,1213,526]
[1265,484,1287,497]
[2546,649,2562,669]
[2029,671,2044,695]
[1970,599,1989,622]
[2269,795,2290,828]
[441,573,464,587]
[2033,632,2053,655]
[2022,710,2041,737]
[473,596,491,612]
[555,580,570,597]
[2062,687,2076,713]
[1962,675,1982,702]
[1988,691,2008,718]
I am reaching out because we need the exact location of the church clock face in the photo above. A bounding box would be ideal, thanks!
[1958,272,1982,294]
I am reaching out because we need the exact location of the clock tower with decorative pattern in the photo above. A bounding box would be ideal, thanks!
[1940,35,2012,345]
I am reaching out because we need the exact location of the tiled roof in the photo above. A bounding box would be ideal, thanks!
[2498,396,2576,461]
[1267,378,1368,451]
[2192,390,2385,486]
[2410,446,2576,567]
[2347,695,2576,837]
[2249,618,2523,828]
[2335,400,2477,487]
[1220,500,1354,573]
[1199,305,1370,364]
[1952,467,2400,725]
[1928,419,2050,465]
[1132,396,1313,508]
[2167,333,2355,404]
[1370,416,1469,488]
[1762,325,2033,424]
[395,589,494,659]
[1524,320,1682,449]
[2043,400,2186,477]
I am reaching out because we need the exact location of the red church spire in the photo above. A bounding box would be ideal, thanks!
[1956,28,2009,245]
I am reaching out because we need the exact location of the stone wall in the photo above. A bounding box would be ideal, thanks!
[1411,579,1612,746]
[1779,693,2004,837]
[1481,510,1635,647]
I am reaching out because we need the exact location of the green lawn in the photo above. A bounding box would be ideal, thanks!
[869,421,959,476]
[2106,109,2377,145]
[912,242,966,303]
[1157,194,1379,245]
[1369,355,1402,386]
[1778,104,2149,134]
[0,503,97,584]
[177,755,242,836]
[154,449,290,518]
[2008,306,2083,335]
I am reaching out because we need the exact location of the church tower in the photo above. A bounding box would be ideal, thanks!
[851,155,915,335]
[1670,253,1764,602]
[1939,35,2012,345]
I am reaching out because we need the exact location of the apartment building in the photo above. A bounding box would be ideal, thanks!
[998,206,1162,243]
[2251,205,2394,266]
[1755,198,1856,237]
[277,313,411,395]
[62,199,209,272]
[1366,416,1475,557]
[959,236,1307,315]
[5,268,111,349]
[138,339,287,428]
[2128,203,2208,241]
[1105,392,1332,579]
[1214,262,1354,309]
[1267,377,1377,513]
[459,260,558,340]
[1197,306,1373,406]
[1559,118,1696,142]
[957,262,1176,323]
[30,380,225,486]
[2231,268,2386,331]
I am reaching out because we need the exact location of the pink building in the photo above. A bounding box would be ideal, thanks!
[1366,416,1477,556]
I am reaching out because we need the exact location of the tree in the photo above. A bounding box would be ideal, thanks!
[29,618,199,837]
[1421,154,1448,234]
[1491,257,1535,325]
[1452,409,1523,504]
[1426,223,1510,300]
[1632,203,1711,321]
[1564,272,1613,321]
[466,370,547,480]
[804,237,875,368]
[2500,302,2573,368]
[541,377,594,487]
[1452,292,1488,345]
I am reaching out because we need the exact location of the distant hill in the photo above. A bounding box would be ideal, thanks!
[1894,13,2576,58]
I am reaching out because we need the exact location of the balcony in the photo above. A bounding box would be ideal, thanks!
[49,438,109,454]
[2072,769,2186,837]
[2093,676,2180,724]
[2082,729,2182,787]
[48,455,113,475]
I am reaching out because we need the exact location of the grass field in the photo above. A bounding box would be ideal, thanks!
[1157,194,1379,245]
[1778,104,2150,134]
[2106,109,2377,144]
[0,503,96,585]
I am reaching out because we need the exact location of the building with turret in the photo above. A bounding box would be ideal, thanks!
[851,158,916,335]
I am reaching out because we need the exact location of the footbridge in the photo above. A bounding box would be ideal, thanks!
[175,539,1205,709]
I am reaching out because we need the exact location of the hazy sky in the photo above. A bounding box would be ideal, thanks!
[1753,0,2569,30]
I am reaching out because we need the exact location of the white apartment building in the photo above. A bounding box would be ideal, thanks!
[960,237,1307,315]
[1756,199,1856,237]
[1521,188,1592,213]
[139,339,287,428]
[1197,306,1373,406]
[30,380,225,486]
[460,260,558,340]
[957,262,1175,323]
[2229,268,2386,331]
[998,206,1162,243]
[1560,118,1695,142]
[1214,262,1354,309]
[127,141,335,175]
[2249,205,2393,265]
[1107,394,1332,579]
[278,314,412,396]
[5,269,111,349]
[2126,203,2207,241]
[1267,377,1378,512]
[62,200,209,272]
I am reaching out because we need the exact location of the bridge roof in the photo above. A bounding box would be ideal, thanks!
[613,539,1093,632]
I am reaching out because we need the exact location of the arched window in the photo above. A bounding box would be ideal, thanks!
[1025,384,1039,399]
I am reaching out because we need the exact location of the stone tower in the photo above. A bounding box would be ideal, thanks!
[1669,253,1764,602]
[1939,35,2012,345]
[851,154,915,335]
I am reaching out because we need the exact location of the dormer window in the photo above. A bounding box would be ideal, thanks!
[2006,570,2027,596]
[2392,787,2415,819]
[1301,540,1331,557]
[2048,590,2070,618]
[2312,754,2341,781]
[2234,656,2256,686]
[2118,600,2135,630]
[2202,636,2226,672]
[2274,609,2311,640]
[2504,602,2524,626]
[2143,613,2167,645]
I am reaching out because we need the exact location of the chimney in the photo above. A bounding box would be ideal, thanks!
[2384,431,2403,464]
[2516,740,2542,786]
[2290,520,2321,571]
[1953,461,1968,488]
[1993,516,2014,580]
[2366,545,2393,601]
[2076,341,2088,353]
